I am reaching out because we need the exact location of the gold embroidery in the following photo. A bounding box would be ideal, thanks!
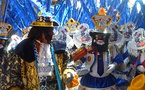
[21,58,40,90]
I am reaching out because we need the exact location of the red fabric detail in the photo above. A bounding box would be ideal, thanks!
[142,61,145,68]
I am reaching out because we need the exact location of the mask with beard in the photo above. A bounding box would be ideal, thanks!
[89,31,110,52]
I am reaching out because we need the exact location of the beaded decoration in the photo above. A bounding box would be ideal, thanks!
[33,41,54,90]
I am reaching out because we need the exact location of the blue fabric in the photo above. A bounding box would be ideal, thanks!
[0,0,9,22]
[76,56,86,70]
[113,70,129,86]
[50,45,62,90]
[116,78,128,86]
[76,65,83,70]
[80,57,86,63]
[130,55,137,64]
[112,53,123,64]
[4,0,145,36]
[136,59,142,67]
[52,40,66,53]
[81,73,116,88]
[89,54,97,73]
[97,53,104,76]
[123,50,129,60]
[0,36,8,39]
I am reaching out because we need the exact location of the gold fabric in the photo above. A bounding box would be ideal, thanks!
[0,51,40,90]
[0,51,23,89]
[0,50,76,90]
[20,58,40,90]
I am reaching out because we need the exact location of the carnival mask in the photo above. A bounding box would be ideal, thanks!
[55,26,74,49]
[73,23,92,48]
[132,28,145,48]
[127,28,145,57]
[120,22,135,41]
[109,23,124,44]
[90,31,110,52]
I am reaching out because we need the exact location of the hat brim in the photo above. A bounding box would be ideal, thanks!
[0,36,8,40]
[31,21,59,27]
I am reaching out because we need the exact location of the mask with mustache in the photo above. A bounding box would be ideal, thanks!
[89,32,110,52]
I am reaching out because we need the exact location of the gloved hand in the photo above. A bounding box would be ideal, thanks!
[63,68,79,88]
[63,72,74,83]
[106,62,117,74]
[63,68,76,83]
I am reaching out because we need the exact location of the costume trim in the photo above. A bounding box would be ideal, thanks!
[50,45,62,90]
[15,39,36,62]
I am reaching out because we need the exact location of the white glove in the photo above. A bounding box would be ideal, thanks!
[106,63,117,74]
[137,65,145,72]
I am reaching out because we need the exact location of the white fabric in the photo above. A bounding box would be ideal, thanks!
[38,43,54,77]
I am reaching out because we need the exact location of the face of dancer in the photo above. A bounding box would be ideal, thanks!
[42,29,54,44]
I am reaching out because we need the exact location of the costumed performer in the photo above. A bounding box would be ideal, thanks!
[72,8,124,90]
[0,16,79,90]
[127,29,145,90]
[127,28,145,75]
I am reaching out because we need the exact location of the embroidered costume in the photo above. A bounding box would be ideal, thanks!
[1,16,79,90]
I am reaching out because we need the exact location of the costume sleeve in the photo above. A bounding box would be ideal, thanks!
[20,59,40,90]
[123,50,129,60]
[0,51,23,90]
[112,53,123,64]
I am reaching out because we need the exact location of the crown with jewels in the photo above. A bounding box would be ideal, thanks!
[0,22,12,39]
[91,8,113,30]
[66,18,80,33]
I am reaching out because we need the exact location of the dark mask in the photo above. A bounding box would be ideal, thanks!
[89,32,110,52]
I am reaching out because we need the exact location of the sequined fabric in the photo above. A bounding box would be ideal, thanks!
[0,51,59,90]
[0,51,23,90]
[0,39,72,90]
